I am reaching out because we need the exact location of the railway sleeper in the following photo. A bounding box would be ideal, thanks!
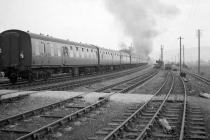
[141,112,154,116]
[125,127,142,133]
[190,117,204,121]
[112,119,126,123]
[0,129,31,134]
[151,132,177,139]
[137,119,151,124]
[124,110,136,114]
[141,116,153,120]
[186,135,208,140]
[40,115,63,119]
[189,126,206,131]
[87,137,100,140]
[131,124,146,130]
[102,127,115,131]
[107,122,120,127]
[189,130,206,135]
[185,105,207,140]
[143,110,157,114]
[95,130,111,136]
[160,116,180,121]
[124,132,139,139]
[161,113,179,118]
[189,121,205,126]
[164,107,181,111]
[188,112,203,116]
[188,114,203,118]
[123,113,133,117]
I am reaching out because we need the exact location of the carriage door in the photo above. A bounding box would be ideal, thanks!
[40,41,46,66]
[3,32,20,67]
[62,46,69,66]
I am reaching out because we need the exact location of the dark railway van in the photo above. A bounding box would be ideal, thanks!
[0,30,32,83]
[0,29,146,83]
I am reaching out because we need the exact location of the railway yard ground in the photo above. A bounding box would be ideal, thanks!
[0,65,210,140]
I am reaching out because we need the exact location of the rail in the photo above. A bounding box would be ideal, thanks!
[102,72,170,140]
[185,71,210,85]
[135,72,174,139]
[179,76,187,140]
[16,71,157,140]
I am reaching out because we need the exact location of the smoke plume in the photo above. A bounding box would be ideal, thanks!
[119,42,134,55]
[104,0,179,56]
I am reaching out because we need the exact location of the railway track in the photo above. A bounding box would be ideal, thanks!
[184,105,207,139]
[0,66,158,140]
[0,64,147,90]
[185,71,210,85]
[87,72,173,140]
[183,71,208,139]
[0,73,73,89]
[95,71,158,93]
[87,72,190,140]
[89,71,207,140]
[0,65,151,103]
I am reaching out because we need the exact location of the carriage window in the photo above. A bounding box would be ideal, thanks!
[68,46,71,57]
[50,44,54,56]
[32,39,39,55]
[54,46,58,56]
[58,48,61,56]
[45,43,51,56]
[91,49,93,52]
[33,46,39,55]
[51,48,54,56]
[35,45,39,55]
[63,46,69,56]
[39,42,45,55]
[76,47,78,51]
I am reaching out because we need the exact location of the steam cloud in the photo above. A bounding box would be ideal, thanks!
[104,0,179,56]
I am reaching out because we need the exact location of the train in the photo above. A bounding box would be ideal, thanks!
[165,64,172,70]
[0,29,147,83]
[153,60,164,69]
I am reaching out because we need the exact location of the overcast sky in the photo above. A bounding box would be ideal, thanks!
[0,0,209,62]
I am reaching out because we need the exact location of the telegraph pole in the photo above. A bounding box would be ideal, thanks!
[160,45,164,68]
[183,45,185,67]
[161,45,164,62]
[178,36,183,73]
[197,29,201,74]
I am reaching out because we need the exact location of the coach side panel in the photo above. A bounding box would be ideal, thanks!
[31,38,62,67]
[31,38,98,67]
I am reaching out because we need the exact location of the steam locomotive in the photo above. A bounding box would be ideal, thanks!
[0,29,147,83]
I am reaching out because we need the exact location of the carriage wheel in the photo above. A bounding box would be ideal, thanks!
[28,72,34,82]
[9,73,17,84]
